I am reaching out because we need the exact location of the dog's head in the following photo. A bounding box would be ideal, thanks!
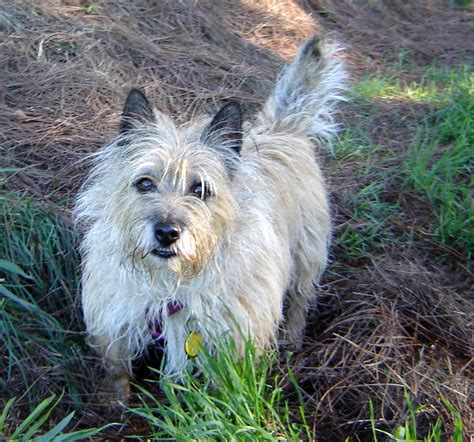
[80,90,244,278]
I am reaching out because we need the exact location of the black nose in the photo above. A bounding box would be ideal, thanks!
[154,223,181,246]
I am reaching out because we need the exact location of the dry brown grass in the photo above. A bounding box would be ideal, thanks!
[306,0,474,72]
[1,0,473,439]
[294,256,472,439]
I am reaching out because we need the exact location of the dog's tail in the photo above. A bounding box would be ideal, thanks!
[257,36,348,149]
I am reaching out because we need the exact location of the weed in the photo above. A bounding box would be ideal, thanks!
[402,65,473,259]
[452,0,472,6]
[127,338,312,440]
[370,391,464,442]
[0,394,112,440]
[334,125,406,262]
[341,64,473,262]
[82,3,99,15]
[336,180,404,261]
[0,190,96,415]
[352,75,440,105]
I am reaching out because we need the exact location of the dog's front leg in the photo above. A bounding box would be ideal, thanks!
[92,336,131,407]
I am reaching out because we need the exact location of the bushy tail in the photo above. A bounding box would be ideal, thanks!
[257,36,348,148]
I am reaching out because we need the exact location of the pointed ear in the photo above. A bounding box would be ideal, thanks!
[120,89,155,133]
[201,101,242,155]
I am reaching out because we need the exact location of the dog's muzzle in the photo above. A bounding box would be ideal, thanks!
[152,222,181,258]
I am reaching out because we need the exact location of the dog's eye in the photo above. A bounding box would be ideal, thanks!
[135,177,155,193]
[190,181,212,199]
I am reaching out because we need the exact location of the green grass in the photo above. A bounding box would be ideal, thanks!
[334,124,407,261]
[336,180,404,260]
[370,391,464,442]
[353,76,440,105]
[0,394,111,441]
[127,338,312,441]
[0,190,89,407]
[338,63,473,262]
[402,65,473,258]
[0,187,106,437]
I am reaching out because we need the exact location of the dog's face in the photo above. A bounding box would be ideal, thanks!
[97,90,243,278]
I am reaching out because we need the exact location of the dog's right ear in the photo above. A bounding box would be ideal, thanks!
[120,89,155,133]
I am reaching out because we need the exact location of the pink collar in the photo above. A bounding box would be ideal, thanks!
[147,301,184,342]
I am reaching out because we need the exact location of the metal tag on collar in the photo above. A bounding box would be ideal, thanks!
[185,331,204,357]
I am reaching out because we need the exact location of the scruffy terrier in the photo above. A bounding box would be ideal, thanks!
[75,36,347,402]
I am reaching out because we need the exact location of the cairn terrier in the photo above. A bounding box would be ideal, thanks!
[75,36,347,402]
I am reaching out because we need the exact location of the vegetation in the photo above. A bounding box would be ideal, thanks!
[129,340,311,440]
[370,392,464,442]
[0,395,111,441]
[1,0,472,440]
[0,191,93,407]
[402,65,473,257]
[338,63,473,263]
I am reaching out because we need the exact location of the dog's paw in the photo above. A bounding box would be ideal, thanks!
[98,373,131,409]
[279,331,304,350]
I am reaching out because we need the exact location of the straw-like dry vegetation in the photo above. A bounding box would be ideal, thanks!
[1,1,472,440]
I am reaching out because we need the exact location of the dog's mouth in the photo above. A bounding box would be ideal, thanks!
[151,248,177,259]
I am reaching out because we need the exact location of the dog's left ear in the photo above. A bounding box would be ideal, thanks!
[120,89,155,133]
[201,101,242,155]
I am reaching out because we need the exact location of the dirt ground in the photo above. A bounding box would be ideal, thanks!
[1,1,473,440]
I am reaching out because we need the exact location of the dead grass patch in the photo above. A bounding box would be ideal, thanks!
[298,256,472,439]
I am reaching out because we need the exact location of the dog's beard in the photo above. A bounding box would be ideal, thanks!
[128,221,217,280]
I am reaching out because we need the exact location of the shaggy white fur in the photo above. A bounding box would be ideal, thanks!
[74,36,347,402]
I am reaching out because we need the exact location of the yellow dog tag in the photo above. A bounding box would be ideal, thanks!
[185,331,204,357]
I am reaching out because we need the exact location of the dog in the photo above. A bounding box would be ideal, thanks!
[75,36,347,403]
